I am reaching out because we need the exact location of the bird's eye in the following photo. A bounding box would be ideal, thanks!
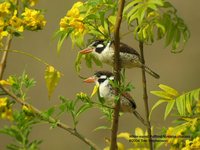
[98,75,107,83]
[98,78,106,83]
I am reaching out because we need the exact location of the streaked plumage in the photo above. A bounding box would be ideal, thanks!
[84,71,147,126]
[80,40,160,79]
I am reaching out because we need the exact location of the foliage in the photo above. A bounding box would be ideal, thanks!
[124,0,190,52]
[0,111,42,150]
[0,0,46,47]
[150,85,200,149]
[0,0,197,150]
[0,72,42,150]
[57,93,93,128]
[56,0,190,74]
[150,84,200,119]
[0,71,35,120]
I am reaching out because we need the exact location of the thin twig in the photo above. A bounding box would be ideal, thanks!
[0,85,100,150]
[139,41,153,150]
[110,0,125,149]
[0,49,49,66]
[0,34,13,79]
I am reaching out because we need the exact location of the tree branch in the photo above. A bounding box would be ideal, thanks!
[110,0,125,149]
[0,85,100,150]
[0,34,13,79]
[139,41,153,150]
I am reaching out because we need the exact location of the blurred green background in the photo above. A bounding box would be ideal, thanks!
[0,0,200,149]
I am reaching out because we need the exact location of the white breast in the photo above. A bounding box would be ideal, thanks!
[99,80,115,105]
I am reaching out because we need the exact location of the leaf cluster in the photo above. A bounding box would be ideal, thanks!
[0,111,42,150]
[8,71,36,100]
[124,0,190,52]
[56,95,93,128]
[150,84,200,120]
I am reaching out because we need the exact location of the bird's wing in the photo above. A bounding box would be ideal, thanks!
[119,43,140,58]
[121,92,137,109]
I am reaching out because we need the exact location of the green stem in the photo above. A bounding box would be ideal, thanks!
[0,49,49,66]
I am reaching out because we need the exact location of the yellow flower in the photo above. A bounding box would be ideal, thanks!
[9,10,24,33]
[0,1,11,15]
[6,76,15,85]
[67,7,80,18]
[22,8,46,30]
[29,0,38,7]
[59,1,85,35]
[1,108,13,121]
[182,137,200,150]
[22,105,33,114]
[0,97,8,108]
[72,1,83,9]
[0,80,11,86]
[67,1,83,17]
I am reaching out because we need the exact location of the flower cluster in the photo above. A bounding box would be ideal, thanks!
[76,92,90,102]
[59,2,85,36]
[22,8,46,30]
[166,127,184,145]
[0,1,11,15]
[0,0,46,47]
[0,97,13,121]
[28,0,38,7]
[182,137,200,150]
[9,10,24,33]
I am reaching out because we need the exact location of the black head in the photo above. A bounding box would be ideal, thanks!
[90,40,107,54]
[94,71,114,84]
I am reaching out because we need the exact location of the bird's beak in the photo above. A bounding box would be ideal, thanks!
[83,76,96,83]
[79,47,93,54]
[83,76,99,97]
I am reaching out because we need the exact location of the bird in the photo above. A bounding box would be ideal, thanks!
[80,40,160,79]
[84,70,148,126]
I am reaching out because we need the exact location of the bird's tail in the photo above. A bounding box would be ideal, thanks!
[132,110,148,127]
[143,65,160,79]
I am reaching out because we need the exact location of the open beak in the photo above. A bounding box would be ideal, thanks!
[79,48,93,54]
[83,76,99,97]
[83,76,96,83]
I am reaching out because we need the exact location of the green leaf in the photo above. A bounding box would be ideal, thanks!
[44,66,61,99]
[148,0,164,7]
[93,125,110,132]
[185,97,192,114]
[75,104,92,118]
[127,3,142,20]
[172,29,180,50]
[56,29,73,54]
[123,0,142,14]
[164,100,175,120]
[108,15,116,25]
[165,21,175,47]
[44,107,55,117]
[75,52,84,72]
[158,84,179,97]
[176,95,185,116]
[150,91,173,99]
[149,99,168,119]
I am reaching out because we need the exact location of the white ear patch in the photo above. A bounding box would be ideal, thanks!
[96,44,104,48]
[109,76,114,80]
[100,75,107,79]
